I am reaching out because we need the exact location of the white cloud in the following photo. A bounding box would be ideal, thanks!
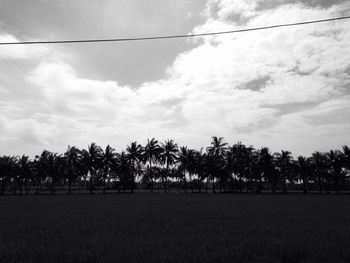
[0,33,51,60]
[0,0,350,156]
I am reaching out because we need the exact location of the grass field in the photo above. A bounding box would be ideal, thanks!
[0,194,349,263]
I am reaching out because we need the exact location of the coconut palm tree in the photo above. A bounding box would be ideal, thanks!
[224,145,236,191]
[34,150,52,194]
[296,156,312,194]
[17,155,33,195]
[243,145,256,193]
[48,152,62,195]
[126,142,144,192]
[161,140,179,192]
[82,143,103,194]
[256,147,274,193]
[326,150,344,194]
[177,146,197,193]
[342,146,350,168]
[100,145,116,194]
[275,150,293,193]
[0,156,17,195]
[143,138,162,193]
[311,151,327,194]
[194,149,208,192]
[64,145,81,194]
[206,137,228,192]
[115,151,134,192]
[341,145,350,186]
[207,137,228,157]
[230,142,254,192]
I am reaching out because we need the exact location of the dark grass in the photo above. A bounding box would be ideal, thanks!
[1,194,350,263]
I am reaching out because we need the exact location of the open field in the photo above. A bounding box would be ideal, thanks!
[0,194,350,263]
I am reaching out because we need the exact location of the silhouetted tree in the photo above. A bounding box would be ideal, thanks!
[178,147,197,193]
[206,137,228,192]
[143,138,162,193]
[126,142,144,193]
[275,150,293,193]
[296,156,312,194]
[326,150,344,194]
[0,140,349,195]
[82,143,103,194]
[256,147,274,193]
[311,151,327,194]
[100,145,115,194]
[64,146,81,194]
[161,140,178,192]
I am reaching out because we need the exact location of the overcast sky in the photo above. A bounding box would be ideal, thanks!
[0,0,349,157]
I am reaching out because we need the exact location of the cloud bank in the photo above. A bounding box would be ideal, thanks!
[0,0,350,156]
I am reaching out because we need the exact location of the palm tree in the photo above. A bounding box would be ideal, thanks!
[207,137,228,157]
[47,152,61,195]
[229,142,255,192]
[243,146,256,193]
[275,150,293,193]
[178,146,197,193]
[82,143,103,194]
[311,151,327,194]
[115,151,134,192]
[194,149,208,192]
[296,156,311,194]
[342,146,350,169]
[64,146,81,194]
[161,140,179,192]
[224,145,236,191]
[17,155,33,195]
[206,137,228,192]
[326,150,344,194]
[34,150,51,195]
[143,138,162,193]
[126,142,144,192]
[342,145,350,186]
[101,145,115,194]
[0,156,17,195]
[256,147,274,193]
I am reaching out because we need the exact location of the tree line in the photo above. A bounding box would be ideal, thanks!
[0,137,349,195]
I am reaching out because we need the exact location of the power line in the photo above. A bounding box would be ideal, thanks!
[1,15,350,46]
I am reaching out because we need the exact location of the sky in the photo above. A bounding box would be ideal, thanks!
[0,0,349,157]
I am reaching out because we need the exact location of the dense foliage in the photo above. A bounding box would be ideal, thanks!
[0,137,349,194]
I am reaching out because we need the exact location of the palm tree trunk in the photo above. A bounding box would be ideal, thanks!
[26,180,32,195]
[165,161,169,193]
[103,177,106,194]
[68,176,72,194]
[317,175,322,194]
[0,180,6,195]
[256,173,262,194]
[149,158,153,193]
[239,174,242,193]
[198,176,201,193]
[51,177,55,195]
[271,180,276,194]
[89,170,94,194]
[212,175,216,193]
[190,174,193,193]
[35,181,40,195]
[19,180,23,195]
[302,178,307,194]
[132,160,136,193]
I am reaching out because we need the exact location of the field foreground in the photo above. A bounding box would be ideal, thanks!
[0,194,349,263]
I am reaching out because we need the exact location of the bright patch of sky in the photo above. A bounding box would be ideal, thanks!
[0,0,349,156]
